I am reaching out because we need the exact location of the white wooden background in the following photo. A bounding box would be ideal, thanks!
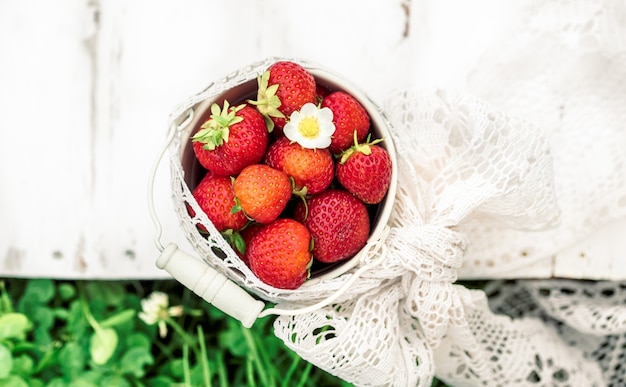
[1,0,624,279]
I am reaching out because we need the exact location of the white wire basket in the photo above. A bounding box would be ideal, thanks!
[149,57,398,326]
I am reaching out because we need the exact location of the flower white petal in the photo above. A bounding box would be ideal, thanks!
[138,311,158,325]
[168,305,184,317]
[139,292,168,322]
[319,121,336,136]
[138,291,183,328]
[305,136,332,149]
[158,321,168,338]
[299,138,325,149]
[283,103,336,149]
[294,137,314,149]
[145,292,169,308]
[299,102,318,116]
[290,109,303,122]
[317,106,334,123]
[283,121,299,142]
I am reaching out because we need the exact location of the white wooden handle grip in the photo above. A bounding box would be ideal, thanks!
[156,243,265,328]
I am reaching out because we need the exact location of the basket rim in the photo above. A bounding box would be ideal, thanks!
[168,57,399,295]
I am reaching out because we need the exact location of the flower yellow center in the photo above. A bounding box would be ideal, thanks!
[297,116,320,139]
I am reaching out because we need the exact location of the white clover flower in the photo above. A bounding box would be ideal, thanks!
[283,103,335,149]
[138,291,183,338]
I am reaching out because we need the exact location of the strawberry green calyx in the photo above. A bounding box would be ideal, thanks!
[248,70,285,132]
[291,178,309,220]
[230,176,255,222]
[339,131,384,164]
[230,190,257,222]
[192,101,244,150]
[223,229,246,255]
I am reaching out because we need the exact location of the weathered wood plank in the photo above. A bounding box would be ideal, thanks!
[0,0,413,278]
[1,0,624,280]
[553,219,626,280]
[0,1,96,276]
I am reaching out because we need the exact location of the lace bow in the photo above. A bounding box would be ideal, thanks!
[273,91,561,386]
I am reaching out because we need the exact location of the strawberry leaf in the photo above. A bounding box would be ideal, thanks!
[339,131,384,163]
[231,232,246,255]
[263,115,276,133]
[192,101,246,149]
[193,125,229,151]
[222,229,246,255]
[248,71,285,132]
[230,202,242,215]
[90,327,118,365]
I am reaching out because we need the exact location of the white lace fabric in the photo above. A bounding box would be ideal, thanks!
[274,0,626,384]
[273,90,568,386]
[168,1,626,385]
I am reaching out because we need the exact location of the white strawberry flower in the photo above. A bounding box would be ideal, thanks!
[283,103,335,149]
[138,291,183,338]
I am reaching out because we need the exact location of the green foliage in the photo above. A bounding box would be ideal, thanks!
[0,279,356,387]
[0,279,451,386]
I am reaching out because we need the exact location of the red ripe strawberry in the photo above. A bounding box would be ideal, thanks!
[336,135,392,204]
[246,218,312,289]
[250,61,316,132]
[191,172,247,232]
[294,189,370,263]
[315,84,331,102]
[192,101,268,176]
[264,137,334,195]
[233,164,292,224]
[321,91,370,154]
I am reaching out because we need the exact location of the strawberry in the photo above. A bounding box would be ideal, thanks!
[294,189,370,263]
[192,101,268,176]
[246,218,312,289]
[336,134,392,204]
[250,61,316,132]
[191,172,248,232]
[233,164,292,224]
[264,137,334,195]
[321,91,370,154]
[234,223,263,266]
[315,84,331,102]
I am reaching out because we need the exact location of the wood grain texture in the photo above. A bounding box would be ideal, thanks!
[0,0,413,278]
[0,0,623,279]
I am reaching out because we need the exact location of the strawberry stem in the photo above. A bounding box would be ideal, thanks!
[192,101,244,150]
[339,131,384,164]
[221,229,246,255]
[290,177,310,220]
[248,70,285,133]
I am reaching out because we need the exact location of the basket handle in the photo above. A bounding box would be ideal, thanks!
[156,243,266,328]
[148,111,267,328]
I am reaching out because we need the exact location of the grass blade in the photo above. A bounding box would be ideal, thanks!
[216,351,228,387]
[281,353,301,387]
[183,341,191,386]
[295,361,313,387]
[197,325,212,387]
[241,326,272,386]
